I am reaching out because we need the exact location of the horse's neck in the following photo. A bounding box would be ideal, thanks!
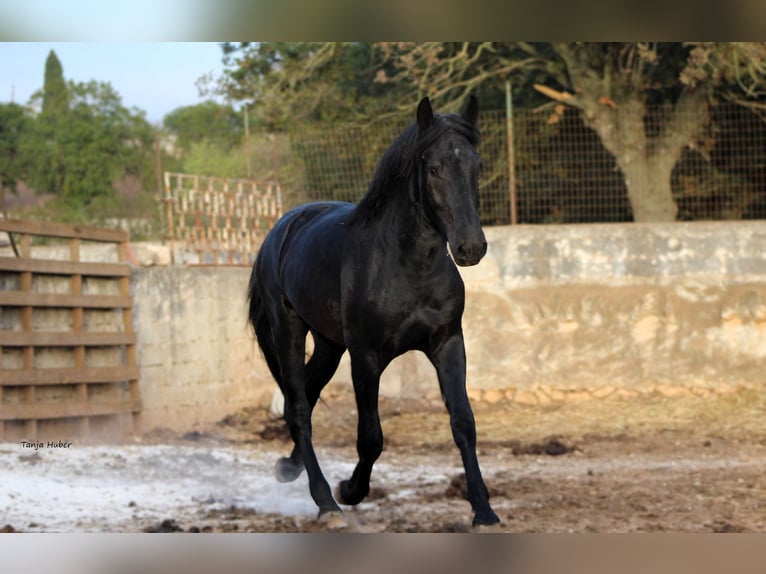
[375,181,446,261]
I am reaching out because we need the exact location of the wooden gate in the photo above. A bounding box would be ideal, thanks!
[0,219,141,442]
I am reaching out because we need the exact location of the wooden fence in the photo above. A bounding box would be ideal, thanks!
[163,172,283,265]
[0,219,141,441]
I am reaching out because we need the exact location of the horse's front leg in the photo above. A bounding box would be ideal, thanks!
[427,331,500,526]
[335,350,384,506]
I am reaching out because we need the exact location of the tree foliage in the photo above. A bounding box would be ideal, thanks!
[0,102,30,212]
[163,100,243,153]
[216,42,403,129]
[180,139,248,179]
[378,42,766,221]
[42,49,68,116]
[15,49,292,228]
[215,42,766,222]
[24,78,154,213]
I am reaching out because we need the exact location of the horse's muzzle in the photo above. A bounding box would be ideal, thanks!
[452,238,488,266]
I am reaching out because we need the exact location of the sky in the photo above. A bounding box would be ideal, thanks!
[0,42,228,124]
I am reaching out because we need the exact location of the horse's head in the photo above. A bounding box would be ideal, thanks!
[417,95,487,267]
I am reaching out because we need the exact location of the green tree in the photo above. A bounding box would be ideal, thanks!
[42,49,68,116]
[0,102,29,214]
[28,50,71,199]
[215,42,402,130]
[24,80,154,214]
[181,139,248,178]
[163,100,243,154]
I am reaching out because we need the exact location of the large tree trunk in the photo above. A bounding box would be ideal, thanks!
[619,153,679,222]
[584,91,708,223]
[548,44,710,223]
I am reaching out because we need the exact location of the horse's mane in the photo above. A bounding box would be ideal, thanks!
[346,113,480,226]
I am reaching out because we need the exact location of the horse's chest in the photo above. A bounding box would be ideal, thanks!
[342,251,464,351]
[357,283,462,351]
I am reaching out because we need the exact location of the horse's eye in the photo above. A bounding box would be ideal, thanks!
[428,166,440,176]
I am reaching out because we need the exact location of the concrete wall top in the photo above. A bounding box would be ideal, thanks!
[459,220,766,291]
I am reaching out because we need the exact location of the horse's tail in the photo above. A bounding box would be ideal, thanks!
[247,264,283,390]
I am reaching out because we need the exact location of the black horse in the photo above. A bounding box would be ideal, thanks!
[247,95,500,527]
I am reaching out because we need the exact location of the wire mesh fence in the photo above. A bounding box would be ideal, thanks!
[675,103,766,221]
[276,102,766,226]
[504,107,631,224]
[161,103,766,264]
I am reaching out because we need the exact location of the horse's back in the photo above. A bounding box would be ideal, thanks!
[258,201,352,266]
[256,201,354,344]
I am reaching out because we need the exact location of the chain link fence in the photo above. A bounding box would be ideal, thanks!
[270,102,766,226]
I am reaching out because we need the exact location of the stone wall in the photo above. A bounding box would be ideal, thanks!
[109,220,766,428]
[6,220,765,432]
[132,266,271,432]
[454,221,766,405]
[291,220,766,408]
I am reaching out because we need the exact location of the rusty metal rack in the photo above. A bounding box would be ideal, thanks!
[162,172,283,265]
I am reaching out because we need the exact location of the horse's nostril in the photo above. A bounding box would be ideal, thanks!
[455,240,487,264]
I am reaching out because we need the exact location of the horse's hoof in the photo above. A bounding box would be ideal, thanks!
[274,457,304,483]
[472,523,505,532]
[334,480,366,506]
[334,481,348,505]
[318,510,349,530]
[472,509,501,528]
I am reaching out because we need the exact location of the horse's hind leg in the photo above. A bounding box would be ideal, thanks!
[272,312,341,517]
[276,332,345,483]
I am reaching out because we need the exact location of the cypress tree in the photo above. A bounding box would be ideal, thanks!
[42,49,68,115]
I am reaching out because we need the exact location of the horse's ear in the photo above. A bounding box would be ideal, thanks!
[417,97,434,130]
[461,94,479,126]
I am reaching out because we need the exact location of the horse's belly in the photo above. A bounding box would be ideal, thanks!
[293,291,345,345]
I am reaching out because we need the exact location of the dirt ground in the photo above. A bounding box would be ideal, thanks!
[139,385,766,533]
[2,386,764,533]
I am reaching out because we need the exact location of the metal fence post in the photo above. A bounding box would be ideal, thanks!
[506,81,518,225]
